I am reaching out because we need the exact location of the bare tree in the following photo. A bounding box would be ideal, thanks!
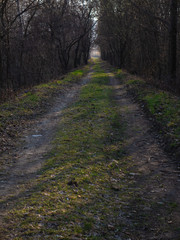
[98,0,180,91]
[0,0,96,101]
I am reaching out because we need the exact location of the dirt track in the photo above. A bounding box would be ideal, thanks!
[0,62,180,239]
[0,70,92,221]
[108,71,180,239]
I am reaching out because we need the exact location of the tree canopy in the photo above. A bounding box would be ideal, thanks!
[0,0,96,100]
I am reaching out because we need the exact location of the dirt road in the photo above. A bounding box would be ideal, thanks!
[108,71,180,239]
[0,70,92,219]
[0,61,180,239]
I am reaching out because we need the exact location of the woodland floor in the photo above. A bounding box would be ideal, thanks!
[0,59,180,240]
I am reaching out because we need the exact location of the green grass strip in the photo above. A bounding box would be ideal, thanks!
[0,65,90,155]
[2,61,126,240]
[0,65,89,130]
[115,69,180,151]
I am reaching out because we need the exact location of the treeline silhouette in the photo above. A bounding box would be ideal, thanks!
[0,0,95,101]
[98,0,180,92]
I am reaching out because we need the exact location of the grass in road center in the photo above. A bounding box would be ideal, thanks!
[2,60,128,239]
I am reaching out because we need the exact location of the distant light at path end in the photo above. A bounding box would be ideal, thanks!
[90,47,101,58]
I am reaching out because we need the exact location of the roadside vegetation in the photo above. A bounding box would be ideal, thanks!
[115,69,180,159]
[0,60,179,240]
[0,65,89,155]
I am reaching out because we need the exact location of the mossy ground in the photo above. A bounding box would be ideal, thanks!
[0,60,179,239]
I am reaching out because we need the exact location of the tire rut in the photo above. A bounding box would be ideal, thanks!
[108,73,180,239]
[0,70,93,220]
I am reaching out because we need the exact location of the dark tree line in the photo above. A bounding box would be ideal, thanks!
[98,0,180,91]
[0,0,96,101]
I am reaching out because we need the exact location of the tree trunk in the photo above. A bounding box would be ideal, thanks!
[0,43,3,89]
[169,0,177,84]
[74,41,80,68]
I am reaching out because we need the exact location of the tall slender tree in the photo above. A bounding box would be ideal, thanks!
[98,0,180,91]
[169,0,178,83]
